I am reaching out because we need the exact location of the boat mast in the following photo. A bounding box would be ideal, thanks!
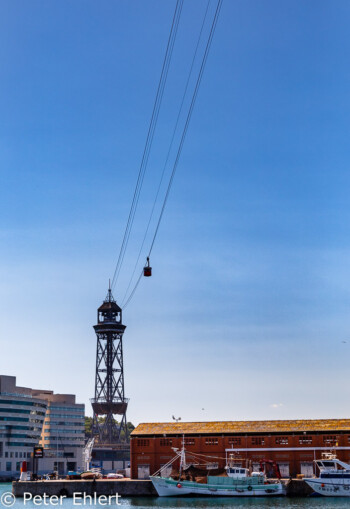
[179,434,186,478]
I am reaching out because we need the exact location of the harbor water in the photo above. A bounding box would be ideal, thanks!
[3,484,350,509]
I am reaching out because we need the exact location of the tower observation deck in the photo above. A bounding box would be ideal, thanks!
[91,287,129,444]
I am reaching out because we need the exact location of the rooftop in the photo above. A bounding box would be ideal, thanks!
[131,419,350,436]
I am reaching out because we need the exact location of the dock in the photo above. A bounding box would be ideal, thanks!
[12,479,313,498]
[285,479,314,497]
[12,479,157,498]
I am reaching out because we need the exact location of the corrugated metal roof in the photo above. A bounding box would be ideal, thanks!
[131,419,350,436]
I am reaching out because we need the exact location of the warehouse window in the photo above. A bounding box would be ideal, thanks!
[137,439,150,447]
[184,438,195,445]
[228,437,241,446]
[275,437,288,445]
[323,436,338,445]
[251,437,265,446]
[299,436,312,444]
[160,439,172,446]
[205,438,218,445]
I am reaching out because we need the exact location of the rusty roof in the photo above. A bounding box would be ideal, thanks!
[131,419,350,436]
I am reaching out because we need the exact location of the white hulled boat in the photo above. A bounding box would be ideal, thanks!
[150,442,285,497]
[304,452,350,496]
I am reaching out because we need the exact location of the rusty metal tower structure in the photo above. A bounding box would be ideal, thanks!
[91,286,129,444]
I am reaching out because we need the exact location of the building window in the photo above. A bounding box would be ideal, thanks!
[0,442,3,457]
[160,439,172,446]
[228,437,241,446]
[251,437,265,446]
[5,452,8,458]
[137,439,150,447]
[6,462,11,472]
[205,438,218,446]
[323,436,338,445]
[275,436,288,445]
[299,436,312,444]
[184,438,195,446]
[16,462,21,471]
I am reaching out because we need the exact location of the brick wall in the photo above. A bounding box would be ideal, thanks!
[131,431,350,479]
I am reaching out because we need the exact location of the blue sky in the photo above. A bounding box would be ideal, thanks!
[1,0,350,424]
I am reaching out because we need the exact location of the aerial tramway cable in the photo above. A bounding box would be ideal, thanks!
[110,0,184,292]
[122,0,223,309]
[148,0,223,257]
[120,0,211,306]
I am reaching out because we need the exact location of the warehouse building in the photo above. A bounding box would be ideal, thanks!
[131,419,350,479]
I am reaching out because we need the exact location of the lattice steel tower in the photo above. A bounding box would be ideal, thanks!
[91,287,129,444]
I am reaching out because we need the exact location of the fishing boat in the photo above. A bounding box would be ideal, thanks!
[304,452,350,496]
[150,442,285,497]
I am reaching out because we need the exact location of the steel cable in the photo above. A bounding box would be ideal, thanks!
[121,0,211,306]
[123,0,223,309]
[111,0,184,291]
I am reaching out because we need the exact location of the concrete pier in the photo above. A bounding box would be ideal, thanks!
[13,478,315,498]
[12,480,157,498]
[285,479,315,497]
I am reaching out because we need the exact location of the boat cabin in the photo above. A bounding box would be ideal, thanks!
[316,460,339,473]
[315,454,350,478]
[226,467,249,478]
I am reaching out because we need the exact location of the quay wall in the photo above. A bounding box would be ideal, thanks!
[13,479,312,498]
[284,479,314,497]
[12,480,157,498]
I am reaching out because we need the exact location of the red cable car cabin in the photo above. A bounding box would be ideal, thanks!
[144,257,152,277]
